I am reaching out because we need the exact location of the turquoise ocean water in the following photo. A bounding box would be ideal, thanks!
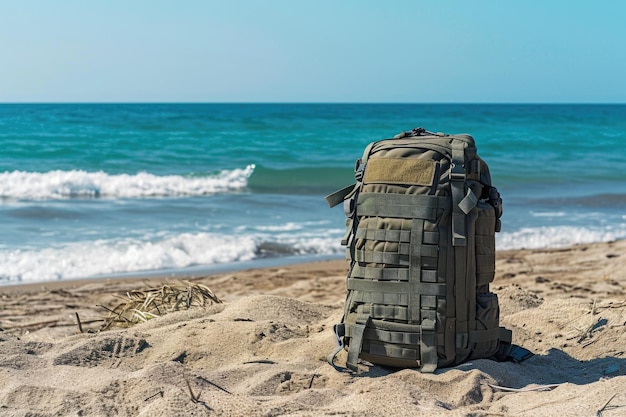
[1,103,625,285]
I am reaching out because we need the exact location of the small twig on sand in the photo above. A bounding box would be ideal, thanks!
[597,392,617,417]
[144,390,164,402]
[196,376,232,395]
[186,379,200,403]
[243,359,276,365]
[578,317,608,344]
[488,383,562,392]
[185,379,213,411]
[75,312,83,333]
[98,304,132,324]
[583,338,600,348]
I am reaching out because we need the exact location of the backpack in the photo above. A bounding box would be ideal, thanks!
[325,127,531,373]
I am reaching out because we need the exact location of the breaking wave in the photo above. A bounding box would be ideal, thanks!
[0,166,255,200]
[0,230,343,285]
[497,224,626,250]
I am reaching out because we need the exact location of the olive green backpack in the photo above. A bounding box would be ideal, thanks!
[326,128,531,373]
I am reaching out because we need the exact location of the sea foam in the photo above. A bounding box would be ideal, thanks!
[0,166,255,200]
[0,230,344,284]
[1,224,624,285]
[0,233,257,283]
[497,224,626,250]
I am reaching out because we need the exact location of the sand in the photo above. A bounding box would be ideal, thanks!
[1,240,626,416]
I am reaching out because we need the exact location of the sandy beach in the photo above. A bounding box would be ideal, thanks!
[1,240,626,416]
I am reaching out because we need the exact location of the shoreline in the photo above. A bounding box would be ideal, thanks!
[1,240,626,416]
[2,238,624,292]
[4,235,626,291]
[0,253,345,292]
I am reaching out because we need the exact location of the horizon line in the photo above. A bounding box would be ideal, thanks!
[1,101,625,105]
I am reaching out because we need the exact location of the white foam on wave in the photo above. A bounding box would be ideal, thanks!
[0,233,258,284]
[0,229,344,285]
[0,165,255,200]
[275,229,344,255]
[497,224,626,250]
[530,211,566,218]
[11,220,623,284]
[250,220,333,233]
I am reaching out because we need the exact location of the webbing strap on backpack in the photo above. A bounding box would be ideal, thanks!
[346,314,370,371]
[451,139,469,247]
[327,324,348,371]
[325,184,355,208]
[450,139,469,357]
[419,318,437,373]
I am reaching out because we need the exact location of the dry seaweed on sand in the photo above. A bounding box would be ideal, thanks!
[100,281,222,330]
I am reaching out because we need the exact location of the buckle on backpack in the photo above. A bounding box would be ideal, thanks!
[509,345,534,363]
[354,159,365,182]
[450,163,465,181]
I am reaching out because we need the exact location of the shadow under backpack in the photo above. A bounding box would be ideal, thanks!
[325,128,532,373]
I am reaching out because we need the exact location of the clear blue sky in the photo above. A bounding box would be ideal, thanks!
[1,1,625,103]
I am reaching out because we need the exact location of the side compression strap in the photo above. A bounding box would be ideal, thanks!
[419,318,437,373]
[325,184,356,208]
[451,139,468,246]
[346,313,371,372]
[327,324,346,371]
[492,328,534,363]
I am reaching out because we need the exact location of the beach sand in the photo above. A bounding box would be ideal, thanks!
[1,240,626,416]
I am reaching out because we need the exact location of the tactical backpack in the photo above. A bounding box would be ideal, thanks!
[326,127,531,373]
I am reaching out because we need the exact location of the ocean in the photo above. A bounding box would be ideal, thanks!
[1,103,625,286]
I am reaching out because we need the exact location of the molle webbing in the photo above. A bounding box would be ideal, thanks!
[347,279,447,298]
[345,212,441,371]
[350,264,437,282]
[353,244,438,264]
[356,193,448,220]
[355,228,440,245]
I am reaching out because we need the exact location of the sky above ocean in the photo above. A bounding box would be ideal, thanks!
[0,1,625,103]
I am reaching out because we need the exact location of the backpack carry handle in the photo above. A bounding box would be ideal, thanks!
[393,127,437,139]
